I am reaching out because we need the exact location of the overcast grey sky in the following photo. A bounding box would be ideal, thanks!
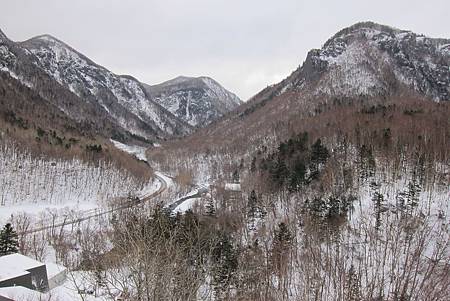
[1,0,449,100]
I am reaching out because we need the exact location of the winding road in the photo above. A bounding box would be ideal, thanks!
[18,172,169,235]
[18,147,207,236]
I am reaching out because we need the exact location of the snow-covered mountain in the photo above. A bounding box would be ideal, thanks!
[165,22,450,159]
[1,29,242,142]
[266,21,449,102]
[20,35,192,140]
[0,28,125,139]
[145,76,242,127]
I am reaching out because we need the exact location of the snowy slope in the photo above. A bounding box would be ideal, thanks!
[20,35,191,139]
[145,76,242,127]
[0,29,147,141]
[0,143,145,224]
[1,29,239,141]
[0,30,46,93]
[274,22,450,101]
[110,139,149,162]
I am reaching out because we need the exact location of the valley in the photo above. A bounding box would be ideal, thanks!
[0,19,448,301]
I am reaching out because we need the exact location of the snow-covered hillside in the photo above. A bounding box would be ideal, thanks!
[1,29,242,143]
[246,157,450,300]
[0,143,145,224]
[277,22,450,101]
[20,35,190,139]
[146,76,242,127]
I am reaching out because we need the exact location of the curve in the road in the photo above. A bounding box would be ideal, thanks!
[19,172,168,235]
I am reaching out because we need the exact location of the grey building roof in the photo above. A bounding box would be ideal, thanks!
[0,254,45,282]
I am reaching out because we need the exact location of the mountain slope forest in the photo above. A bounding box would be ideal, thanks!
[0,21,448,301]
[0,27,240,237]
[0,27,241,170]
[140,21,449,300]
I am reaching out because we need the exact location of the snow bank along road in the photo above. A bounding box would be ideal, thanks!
[18,172,168,235]
[166,184,209,213]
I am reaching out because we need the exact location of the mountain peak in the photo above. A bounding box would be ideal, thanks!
[333,21,402,36]
[162,75,198,86]
[32,34,60,42]
[276,22,450,101]
[15,33,192,140]
[158,75,217,87]
[146,75,242,127]
[323,21,411,50]
[22,34,79,53]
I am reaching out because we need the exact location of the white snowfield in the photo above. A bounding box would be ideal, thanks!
[225,183,241,191]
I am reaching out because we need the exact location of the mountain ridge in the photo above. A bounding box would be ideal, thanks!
[17,32,242,133]
[19,34,193,140]
[144,75,242,127]
[153,21,450,160]
[292,21,449,100]
[244,21,449,114]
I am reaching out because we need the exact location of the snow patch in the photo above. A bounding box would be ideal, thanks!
[110,139,148,161]
[173,197,201,214]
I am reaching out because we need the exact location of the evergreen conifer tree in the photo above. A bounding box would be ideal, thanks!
[289,159,306,192]
[205,198,216,217]
[406,177,421,210]
[247,190,258,219]
[0,223,19,256]
[274,222,292,248]
[212,233,238,297]
[309,139,329,180]
[232,170,240,183]
[272,158,289,186]
[358,144,376,180]
[271,222,293,293]
[311,138,329,165]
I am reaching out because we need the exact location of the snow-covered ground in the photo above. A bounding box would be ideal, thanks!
[0,143,145,225]
[110,139,148,161]
[172,197,202,214]
[242,157,450,300]
[0,271,109,301]
[0,202,99,224]
[154,171,174,188]
[137,178,161,199]
[0,140,212,301]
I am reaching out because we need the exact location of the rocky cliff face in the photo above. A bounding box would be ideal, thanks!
[272,22,449,102]
[145,76,242,127]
